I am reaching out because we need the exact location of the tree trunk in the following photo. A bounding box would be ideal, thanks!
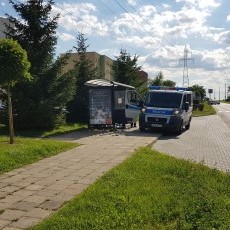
[7,85,14,144]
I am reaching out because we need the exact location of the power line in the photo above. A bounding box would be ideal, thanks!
[122,0,175,48]
[113,0,180,68]
[57,1,148,56]
[98,0,146,55]
[113,0,164,48]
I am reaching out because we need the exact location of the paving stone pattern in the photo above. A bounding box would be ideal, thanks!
[0,129,159,229]
[153,115,230,172]
[1,115,229,229]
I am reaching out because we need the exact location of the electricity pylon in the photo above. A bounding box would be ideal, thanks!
[179,46,194,87]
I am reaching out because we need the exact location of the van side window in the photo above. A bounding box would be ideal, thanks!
[182,94,187,105]
[128,91,143,106]
[182,93,192,106]
[127,91,137,105]
[187,94,192,105]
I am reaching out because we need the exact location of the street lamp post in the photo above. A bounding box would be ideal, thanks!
[219,85,220,102]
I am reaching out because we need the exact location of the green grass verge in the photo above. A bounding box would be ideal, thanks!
[0,136,78,174]
[31,147,230,230]
[0,123,87,138]
[193,102,216,117]
[41,123,87,138]
[222,101,230,104]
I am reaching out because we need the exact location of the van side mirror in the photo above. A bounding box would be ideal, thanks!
[138,101,144,107]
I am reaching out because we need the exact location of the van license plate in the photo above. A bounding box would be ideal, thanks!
[151,124,162,127]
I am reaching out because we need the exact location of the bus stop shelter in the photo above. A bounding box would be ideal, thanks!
[85,79,142,129]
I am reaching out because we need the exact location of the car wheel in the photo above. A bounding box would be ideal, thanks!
[176,121,183,135]
[139,126,145,132]
[185,120,191,130]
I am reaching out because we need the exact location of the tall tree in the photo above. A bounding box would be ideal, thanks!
[5,0,58,76]
[151,71,164,86]
[67,33,97,122]
[190,84,206,101]
[112,49,143,90]
[162,80,176,87]
[4,0,75,129]
[150,71,176,87]
[0,38,31,143]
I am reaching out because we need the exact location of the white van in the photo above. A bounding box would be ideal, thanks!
[139,86,193,134]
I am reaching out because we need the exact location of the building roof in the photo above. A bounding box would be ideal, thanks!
[85,79,135,89]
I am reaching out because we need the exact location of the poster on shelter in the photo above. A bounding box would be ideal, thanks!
[89,88,112,125]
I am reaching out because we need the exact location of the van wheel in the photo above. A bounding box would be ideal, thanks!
[185,120,191,130]
[176,121,183,135]
[139,126,145,132]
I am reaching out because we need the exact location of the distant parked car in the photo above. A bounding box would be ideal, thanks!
[210,100,220,105]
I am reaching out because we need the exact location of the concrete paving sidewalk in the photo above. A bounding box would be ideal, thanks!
[153,115,230,173]
[0,128,159,230]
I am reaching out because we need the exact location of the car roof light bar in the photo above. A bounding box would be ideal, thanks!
[149,86,190,91]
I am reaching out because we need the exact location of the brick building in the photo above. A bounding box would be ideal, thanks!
[61,52,114,81]
[0,17,9,38]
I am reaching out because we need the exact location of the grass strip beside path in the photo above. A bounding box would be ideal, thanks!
[0,136,78,174]
[41,123,87,138]
[32,147,230,230]
[0,123,87,138]
[193,102,216,117]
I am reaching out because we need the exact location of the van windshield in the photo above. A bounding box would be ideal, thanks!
[145,92,182,108]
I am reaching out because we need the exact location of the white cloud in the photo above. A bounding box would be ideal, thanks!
[127,0,138,6]
[162,4,170,9]
[110,2,225,61]
[197,26,229,45]
[112,13,143,37]
[137,45,230,96]
[196,0,220,9]
[213,31,230,45]
[175,0,220,9]
[227,15,230,22]
[201,48,230,69]
[141,7,210,41]
[140,5,157,17]
[52,0,222,52]
[58,32,75,41]
[52,3,108,36]
[48,0,229,98]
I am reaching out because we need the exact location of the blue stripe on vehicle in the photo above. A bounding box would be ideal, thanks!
[145,108,173,115]
[127,105,141,110]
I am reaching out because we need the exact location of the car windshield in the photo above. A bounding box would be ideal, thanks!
[145,92,182,108]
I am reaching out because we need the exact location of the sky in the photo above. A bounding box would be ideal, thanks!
[1,0,230,99]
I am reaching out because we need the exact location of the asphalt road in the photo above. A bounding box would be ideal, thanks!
[153,105,230,173]
[214,102,230,129]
